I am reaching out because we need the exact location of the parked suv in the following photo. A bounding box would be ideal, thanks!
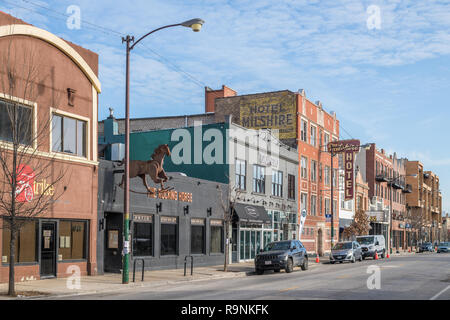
[437,242,450,253]
[254,240,308,275]
[356,235,386,259]
[330,241,363,263]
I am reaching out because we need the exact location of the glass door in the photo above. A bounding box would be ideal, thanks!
[40,222,57,278]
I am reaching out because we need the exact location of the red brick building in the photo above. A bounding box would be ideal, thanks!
[0,12,101,283]
[207,87,340,254]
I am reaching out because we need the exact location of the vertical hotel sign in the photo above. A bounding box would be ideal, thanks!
[327,139,360,201]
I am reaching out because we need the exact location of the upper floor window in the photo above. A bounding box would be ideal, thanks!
[253,165,265,194]
[288,174,296,200]
[324,132,330,149]
[52,114,86,157]
[301,156,308,179]
[311,160,317,182]
[325,165,331,186]
[310,125,316,147]
[300,119,307,142]
[271,170,283,197]
[0,99,32,145]
[235,159,246,190]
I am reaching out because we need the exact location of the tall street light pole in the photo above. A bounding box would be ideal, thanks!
[121,18,204,284]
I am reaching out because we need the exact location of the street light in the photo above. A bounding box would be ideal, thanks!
[121,18,204,284]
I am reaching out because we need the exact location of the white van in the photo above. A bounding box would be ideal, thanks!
[356,235,386,259]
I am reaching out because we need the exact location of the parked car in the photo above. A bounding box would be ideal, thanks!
[437,242,450,253]
[419,242,434,252]
[254,240,308,274]
[356,235,386,259]
[330,241,363,264]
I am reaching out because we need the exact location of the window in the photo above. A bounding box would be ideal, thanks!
[319,163,322,182]
[52,114,86,157]
[325,198,331,215]
[133,216,153,257]
[272,170,283,197]
[288,174,296,200]
[160,216,178,255]
[301,156,308,179]
[2,220,37,263]
[311,160,317,182]
[325,166,331,186]
[310,125,316,147]
[253,165,265,194]
[191,219,205,254]
[210,220,224,253]
[301,119,307,142]
[0,99,32,145]
[333,200,337,217]
[324,133,330,149]
[301,193,308,213]
[319,196,323,215]
[59,220,87,260]
[311,195,317,216]
[235,159,246,190]
[332,169,337,187]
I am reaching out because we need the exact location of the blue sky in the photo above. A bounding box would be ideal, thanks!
[1,0,449,214]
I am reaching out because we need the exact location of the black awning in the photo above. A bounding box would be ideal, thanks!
[233,203,271,224]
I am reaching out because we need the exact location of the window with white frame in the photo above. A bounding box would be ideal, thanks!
[311,160,317,182]
[0,99,32,145]
[301,156,308,179]
[253,165,265,194]
[301,193,308,214]
[325,165,330,186]
[235,159,246,190]
[324,132,330,149]
[52,113,86,157]
[272,170,283,197]
[301,119,307,142]
[310,195,317,216]
[310,125,316,147]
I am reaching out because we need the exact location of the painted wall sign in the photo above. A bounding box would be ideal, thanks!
[327,139,360,201]
[239,92,296,139]
[146,188,193,203]
[133,214,153,222]
[210,219,223,226]
[15,164,55,203]
[191,218,205,225]
[160,216,177,224]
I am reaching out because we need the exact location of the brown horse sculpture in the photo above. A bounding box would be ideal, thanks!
[119,144,171,193]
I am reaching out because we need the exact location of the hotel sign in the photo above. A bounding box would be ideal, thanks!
[239,92,296,139]
[327,139,360,201]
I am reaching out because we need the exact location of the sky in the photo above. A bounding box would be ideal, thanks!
[1,0,449,214]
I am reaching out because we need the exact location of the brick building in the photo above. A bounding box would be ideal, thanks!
[405,161,443,244]
[0,12,101,283]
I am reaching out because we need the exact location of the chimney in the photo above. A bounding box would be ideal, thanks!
[298,89,305,96]
[205,85,237,113]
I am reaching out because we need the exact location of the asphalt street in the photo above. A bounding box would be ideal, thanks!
[54,253,450,300]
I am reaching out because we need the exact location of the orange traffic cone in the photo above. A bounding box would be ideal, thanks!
[374,251,379,260]
[315,253,320,263]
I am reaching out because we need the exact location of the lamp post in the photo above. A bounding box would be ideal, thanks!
[121,18,204,284]
[387,173,416,255]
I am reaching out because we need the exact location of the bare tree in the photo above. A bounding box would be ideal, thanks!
[217,178,244,272]
[0,32,68,296]
[343,208,371,240]
[408,206,427,246]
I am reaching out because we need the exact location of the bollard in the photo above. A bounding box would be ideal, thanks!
[184,255,194,276]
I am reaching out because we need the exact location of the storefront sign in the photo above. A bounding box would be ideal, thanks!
[366,211,386,223]
[210,219,223,226]
[146,188,193,203]
[327,139,360,201]
[161,216,177,224]
[191,218,205,225]
[239,92,296,139]
[134,214,153,222]
[15,164,55,203]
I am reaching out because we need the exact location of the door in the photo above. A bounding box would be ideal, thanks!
[40,222,57,278]
[104,212,123,273]
[231,226,238,263]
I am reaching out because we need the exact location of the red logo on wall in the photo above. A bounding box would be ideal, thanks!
[15,164,35,203]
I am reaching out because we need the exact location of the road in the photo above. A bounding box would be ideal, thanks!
[56,253,450,300]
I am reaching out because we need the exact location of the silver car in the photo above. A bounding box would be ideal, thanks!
[330,241,363,264]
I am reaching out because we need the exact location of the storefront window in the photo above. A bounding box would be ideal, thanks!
[191,218,205,254]
[59,220,86,260]
[133,220,153,257]
[2,220,37,263]
[210,220,224,253]
[160,216,177,255]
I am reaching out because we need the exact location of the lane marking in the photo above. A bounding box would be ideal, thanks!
[430,285,450,300]
[279,286,299,292]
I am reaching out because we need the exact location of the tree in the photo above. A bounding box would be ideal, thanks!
[342,208,371,240]
[217,178,243,272]
[408,206,427,246]
[0,32,68,296]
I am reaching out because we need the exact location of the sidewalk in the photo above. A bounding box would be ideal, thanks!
[0,262,256,300]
